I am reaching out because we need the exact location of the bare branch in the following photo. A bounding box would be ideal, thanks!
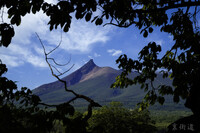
[51,65,62,75]
[66,97,79,105]
[103,20,137,28]
[58,64,74,76]
[47,40,62,55]
[47,28,63,55]
[35,32,47,56]
[193,6,198,28]
[173,49,178,60]
[35,32,101,121]
[83,104,92,121]
[103,1,200,28]
[47,56,72,66]
[52,63,74,76]
[186,5,190,14]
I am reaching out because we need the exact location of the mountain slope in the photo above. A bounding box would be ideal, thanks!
[33,59,186,110]
[33,59,121,99]
[34,59,100,94]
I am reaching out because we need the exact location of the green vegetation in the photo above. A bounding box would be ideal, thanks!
[35,70,185,111]
[52,102,157,133]
[0,61,88,132]
[1,0,200,132]
[110,2,200,116]
[151,110,192,132]
[87,102,156,133]
[51,102,192,133]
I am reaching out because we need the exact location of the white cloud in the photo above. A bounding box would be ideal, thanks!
[88,55,93,59]
[0,43,47,67]
[0,54,23,67]
[41,18,111,53]
[94,53,101,57]
[88,53,101,59]
[0,7,113,68]
[44,0,57,4]
[13,12,49,45]
[107,49,122,56]
[155,40,164,46]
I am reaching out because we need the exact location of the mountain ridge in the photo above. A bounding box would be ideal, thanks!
[33,59,120,95]
[33,59,186,110]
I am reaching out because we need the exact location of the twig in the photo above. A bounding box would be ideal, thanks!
[103,20,137,27]
[103,1,200,28]
[51,65,62,75]
[47,31,62,55]
[186,5,190,14]
[47,57,72,66]
[35,32,101,121]
[58,64,74,76]
[193,6,198,28]
[173,49,177,60]
[52,63,74,76]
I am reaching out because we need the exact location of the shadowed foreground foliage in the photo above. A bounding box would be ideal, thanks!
[55,102,156,133]
[87,102,156,133]
[0,60,88,133]
[1,0,200,132]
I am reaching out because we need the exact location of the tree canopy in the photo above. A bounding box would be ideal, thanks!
[87,102,156,133]
[1,0,200,132]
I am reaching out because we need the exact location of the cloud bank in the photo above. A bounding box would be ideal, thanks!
[107,49,122,56]
[0,8,112,67]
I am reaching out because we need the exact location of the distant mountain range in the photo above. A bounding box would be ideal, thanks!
[33,59,186,110]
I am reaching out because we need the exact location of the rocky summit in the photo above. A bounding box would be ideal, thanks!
[33,59,185,110]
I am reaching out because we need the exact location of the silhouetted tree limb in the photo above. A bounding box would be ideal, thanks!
[132,1,200,13]
[35,32,101,122]
[102,1,200,28]
[47,56,72,66]
[47,32,62,55]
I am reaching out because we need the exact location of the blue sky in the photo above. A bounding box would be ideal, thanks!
[1,0,195,90]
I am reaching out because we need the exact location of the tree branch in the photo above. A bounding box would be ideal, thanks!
[103,20,137,27]
[35,32,101,122]
[131,1,200,14]
[47,56,72,66]
[47,32,62,55]
[103,1,200,28]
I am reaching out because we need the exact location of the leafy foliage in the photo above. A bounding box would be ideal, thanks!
[0,23,14,47]
[0,60,90,132]
[0,60,48,132]
[1,0,200,132]
[1,0,199,47]
[112,8,200,117]
[87,101,156,133]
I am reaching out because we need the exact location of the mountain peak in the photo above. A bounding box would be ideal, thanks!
[86,59,95,66]
[80,59,97,74]
[57,59,98,86]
